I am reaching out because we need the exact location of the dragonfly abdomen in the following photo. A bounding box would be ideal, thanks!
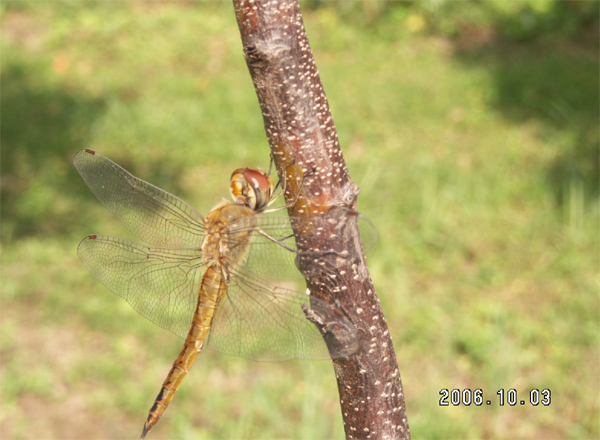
[141,266,225,438]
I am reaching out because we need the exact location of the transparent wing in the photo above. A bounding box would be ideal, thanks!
[234,215,300,282]
[78,234,358,361]
[249,211,378,251]
[207,269,358,361]
[357,214,378,253]
[74,149,205,248]
[237,210,378,282]
[77,235,202,339]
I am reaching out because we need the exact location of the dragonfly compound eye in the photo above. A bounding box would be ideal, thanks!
[230,168,274,211]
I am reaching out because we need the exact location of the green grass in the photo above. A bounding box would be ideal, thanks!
[1,2,598,439]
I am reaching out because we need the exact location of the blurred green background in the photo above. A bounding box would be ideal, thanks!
[1,1,598,439]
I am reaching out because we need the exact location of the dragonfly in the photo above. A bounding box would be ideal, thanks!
[74,149,372,438]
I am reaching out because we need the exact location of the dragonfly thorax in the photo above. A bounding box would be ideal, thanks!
[230,168,274,211]
[201,203,258,281]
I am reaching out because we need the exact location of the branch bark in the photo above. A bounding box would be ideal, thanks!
[232,1,410,438]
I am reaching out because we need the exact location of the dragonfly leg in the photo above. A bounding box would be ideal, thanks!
[256,228,339,260]
[262,154,288,208]
[267,151,276,180]
[262,175,306,213]
[262,161,316,213]
[256,229,298,253]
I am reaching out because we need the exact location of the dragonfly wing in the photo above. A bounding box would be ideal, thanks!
[206,269,358,361]
[74,149,205,248]
[357,213,378,253]
[78,235,202,339]
[235,216,300,282]
[238,210,378,282]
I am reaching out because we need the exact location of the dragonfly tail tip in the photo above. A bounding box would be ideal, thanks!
[141,422,151,439]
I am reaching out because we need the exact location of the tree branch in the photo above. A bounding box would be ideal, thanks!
[232,1,410,438]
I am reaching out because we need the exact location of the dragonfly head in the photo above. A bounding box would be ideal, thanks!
[230,168,275,211]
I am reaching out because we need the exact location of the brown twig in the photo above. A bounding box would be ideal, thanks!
[232,1,410,438]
